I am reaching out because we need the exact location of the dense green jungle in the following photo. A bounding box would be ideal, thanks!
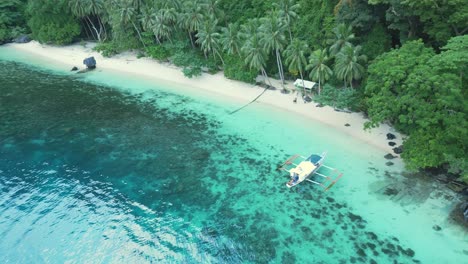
[1,0,466,185]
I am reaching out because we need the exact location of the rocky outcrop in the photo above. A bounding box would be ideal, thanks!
[393,145,403,154]
[83,56,96,69]
[14,35,31,43]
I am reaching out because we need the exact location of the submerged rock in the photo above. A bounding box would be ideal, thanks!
[384,153,396,159]
[432,225,442,231]
[385,161,394,166]
[71,66,78,71]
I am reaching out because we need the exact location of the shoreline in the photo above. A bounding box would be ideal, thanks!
[3,41,403,155]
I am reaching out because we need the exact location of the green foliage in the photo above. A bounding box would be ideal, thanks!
[365,40,435,130]
[0,0,28,42]
[182,66,202,78]
[223,55,257,83]
[93,42,119,57]
[365,37,467,178]
[401,0,468,45]
[294,0,336,50]
[33,20,80,45]
[307,49,332,94]
[26,0,80,45]
[145,45,170,60]
[361,23,391,60]
[335,0,379,34]
[334,45,366,88]
[314,84,361,110]
[0,24,10,40]
[168,41,219,77]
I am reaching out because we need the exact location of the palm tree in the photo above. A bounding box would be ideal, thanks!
[239,18,261,42]
[220,23,241,57]
[196,17,224,64]
[242,34,271,87]
[260,13,287,89]
[334,45,367,89]
[228,33,272,113]
[328,23,355,56]
[274,0,300,43]
[202,0,225,22]
[150,9,173,44]
[69,0,105,42]
[307,49,333,95]
[119,1,146,48]
[284,39,309,95]
[179,0,205,48]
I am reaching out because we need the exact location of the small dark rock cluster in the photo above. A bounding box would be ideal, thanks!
[393,145,403,154]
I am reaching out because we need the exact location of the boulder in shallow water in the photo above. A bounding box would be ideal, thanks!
[83,56,96,69]
[14,35,31,43]
[384,153,396,159]
[388,141,396,146]
[71,66,78,71]
[386,133,396,140]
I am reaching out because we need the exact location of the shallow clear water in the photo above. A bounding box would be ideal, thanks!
[0,48,466,263]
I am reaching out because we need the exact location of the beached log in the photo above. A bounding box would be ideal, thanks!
[83,56,96,69]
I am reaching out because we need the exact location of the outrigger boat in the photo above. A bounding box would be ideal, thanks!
[278,152,343,191]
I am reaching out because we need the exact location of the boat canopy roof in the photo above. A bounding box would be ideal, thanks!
[307,154,322,163]
[294,79,317,89]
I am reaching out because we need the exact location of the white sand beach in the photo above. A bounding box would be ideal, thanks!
[7,41,403,154]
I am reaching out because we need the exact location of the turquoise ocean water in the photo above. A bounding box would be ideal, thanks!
[0,47,466,263]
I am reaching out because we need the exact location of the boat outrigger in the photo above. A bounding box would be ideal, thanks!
[278,152,343,191]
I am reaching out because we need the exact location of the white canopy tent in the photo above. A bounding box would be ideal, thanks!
[294,79,317,90]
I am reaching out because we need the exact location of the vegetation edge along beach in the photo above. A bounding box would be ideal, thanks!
[1,0,466,222]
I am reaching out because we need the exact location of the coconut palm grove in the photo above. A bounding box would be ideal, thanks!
[1,1,467,197]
